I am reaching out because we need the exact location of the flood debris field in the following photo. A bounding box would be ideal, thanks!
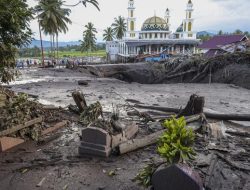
[85,52,250,89]
[0,66,250,190]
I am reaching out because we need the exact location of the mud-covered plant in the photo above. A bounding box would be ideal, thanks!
[134,162,159,188]
[158,116,196,164]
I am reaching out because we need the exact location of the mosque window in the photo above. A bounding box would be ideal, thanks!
[155,33,157,38]
[145,33,147,38]
[130,21,134,31]
[149,33,152,39]
[189,12,191,18]
[188,22,192,31]
[160,33,163,38]
[131,10,133,17]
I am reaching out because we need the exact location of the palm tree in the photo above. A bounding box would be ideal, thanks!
[103,27,114,41]
[112,16,126,40]
[35,0,72,65]
[63,0,100,11]
[81,22,97,60]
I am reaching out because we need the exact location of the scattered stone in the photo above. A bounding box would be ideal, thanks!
[78,80,89,86]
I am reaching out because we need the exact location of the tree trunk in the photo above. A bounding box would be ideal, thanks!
[57,35,59,67]
[38,20,45,67]
[178,94,205,116]
[72,91,87,112]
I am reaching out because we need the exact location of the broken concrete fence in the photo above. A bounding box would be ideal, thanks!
[79,122,138,157]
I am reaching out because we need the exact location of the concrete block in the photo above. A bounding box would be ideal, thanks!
[79,146,111,157]
[80,141,109,151]
[152,164,203,190]
[82,127,111,147]
[123,121,138,139]
[0,137,25,152]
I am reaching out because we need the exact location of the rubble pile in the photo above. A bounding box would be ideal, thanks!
[0,87,63,141]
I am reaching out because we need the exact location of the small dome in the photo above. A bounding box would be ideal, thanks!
[176,23,183,32]
[141,16,169,31]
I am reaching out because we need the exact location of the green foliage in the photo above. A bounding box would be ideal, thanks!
[0,0,33,83]
[112,16,127,40]
[19,46,41,58]
[158,117,196,164]
[80,22,97,52]
[79,101,103,125]
[134,162,158,188]
[103,27,114,41]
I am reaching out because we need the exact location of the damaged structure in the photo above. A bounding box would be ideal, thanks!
[198,34,249,57]
[106,0,200,62]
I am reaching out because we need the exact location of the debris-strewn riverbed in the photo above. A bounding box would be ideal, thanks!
[0,67,249,190]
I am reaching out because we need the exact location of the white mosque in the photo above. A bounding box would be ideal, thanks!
[106,0,200,62]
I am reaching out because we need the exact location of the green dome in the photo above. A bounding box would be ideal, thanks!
[141,16,169,31]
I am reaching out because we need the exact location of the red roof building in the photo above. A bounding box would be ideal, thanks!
[198,34,248,57]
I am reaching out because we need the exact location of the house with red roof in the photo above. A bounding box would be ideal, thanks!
[198,34,248,57]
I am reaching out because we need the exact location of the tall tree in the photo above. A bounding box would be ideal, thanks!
[0,0,33,83]
[80,22,97,53]
[112,16,127,40]
[218,30,223,35]
[103,27,114,41]
[63,0,100,11]
[234,29,243,35]
[35,0,72,63]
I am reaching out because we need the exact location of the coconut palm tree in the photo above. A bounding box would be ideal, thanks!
[63,0,100,11]
[112,16,127,40]
[80,22,97,61]
[103,27,114,41]
[35,0,72,64]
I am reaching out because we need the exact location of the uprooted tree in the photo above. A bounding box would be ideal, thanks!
[0,0,33,83]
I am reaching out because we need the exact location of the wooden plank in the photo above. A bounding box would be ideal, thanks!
[41,121,68,136]
[0,117,43,137]
[0,137,25,152]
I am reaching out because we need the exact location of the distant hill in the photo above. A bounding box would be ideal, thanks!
[197,31,215,37]
[29,39,81,48]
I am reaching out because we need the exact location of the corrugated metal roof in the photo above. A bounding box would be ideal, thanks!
[198,35,247,49]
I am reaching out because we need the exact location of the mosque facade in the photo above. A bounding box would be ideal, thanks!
[106,0,200,61]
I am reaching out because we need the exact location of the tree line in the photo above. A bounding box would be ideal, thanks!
[0,0,100,83]
[198,29,250,42]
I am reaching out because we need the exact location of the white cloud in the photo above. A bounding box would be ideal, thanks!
[28,0,250,42]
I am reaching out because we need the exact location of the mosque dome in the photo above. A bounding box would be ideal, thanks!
[141,16,169,31]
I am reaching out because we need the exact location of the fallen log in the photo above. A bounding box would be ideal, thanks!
[0,117,43,137]
[118,114,201,154]
[118,129,165,154]
[135,105,250,121]
[225,130,250,138]
[161,69,197,81]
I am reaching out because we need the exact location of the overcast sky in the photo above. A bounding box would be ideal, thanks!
[27,0,250,42]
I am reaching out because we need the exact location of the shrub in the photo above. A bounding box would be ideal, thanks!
[158,116,196,164]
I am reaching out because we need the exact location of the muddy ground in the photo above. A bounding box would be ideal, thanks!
[0,67,250,190]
